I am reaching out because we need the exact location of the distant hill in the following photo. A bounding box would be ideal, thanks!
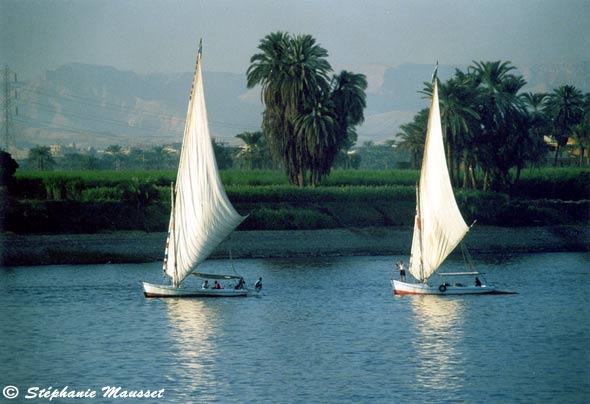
[359,61,590,142]
[16,63,263,149]
[13,61,590,149]
[519,61,590,93]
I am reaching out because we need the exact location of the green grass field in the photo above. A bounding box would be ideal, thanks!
[6,168,589,233]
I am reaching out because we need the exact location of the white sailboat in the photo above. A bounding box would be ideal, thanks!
[143,43,251,298]
[392,73,512,295]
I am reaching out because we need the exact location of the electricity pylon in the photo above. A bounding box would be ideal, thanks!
[1,65,17,151]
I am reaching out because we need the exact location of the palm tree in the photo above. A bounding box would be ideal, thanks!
[27,146,55,171]
[396,109,428,169]
[522,92,547,117]
[467,60,528,191]
[247,32,332,186]
[544,85,585,166]
[331,71,368,152]
[294,98,337,186]
[522,92,549,169]
[570,92,590,166]
[235,131,264,169]
[287,69,367,182]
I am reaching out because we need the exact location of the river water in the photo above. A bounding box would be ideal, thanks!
[1,252,588,403]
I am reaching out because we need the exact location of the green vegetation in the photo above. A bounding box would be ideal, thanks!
[397,62,590,192]
[2,168,588,234]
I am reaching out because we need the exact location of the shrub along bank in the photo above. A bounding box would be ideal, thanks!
[2,169,588,234]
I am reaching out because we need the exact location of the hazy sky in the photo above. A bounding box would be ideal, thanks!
[2,0,590,80]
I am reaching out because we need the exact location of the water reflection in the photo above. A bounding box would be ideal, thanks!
[162,299,223,403]
[408,296,467,395]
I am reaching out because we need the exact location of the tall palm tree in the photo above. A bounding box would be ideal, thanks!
[522,92,549,169]
[246,31,291,106]
[247,32,295,181]
[331,70,368,152]
[544,85,585,166]
[247,32,332,186]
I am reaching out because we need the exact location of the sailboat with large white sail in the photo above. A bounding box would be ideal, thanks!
[392,71,512,295]
[142,43,251,298]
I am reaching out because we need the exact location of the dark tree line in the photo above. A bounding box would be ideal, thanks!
[23,145,181,171]
[22,140,272,172]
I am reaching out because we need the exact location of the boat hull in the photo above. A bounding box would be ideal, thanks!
[142,282,249,298]
[392,280,498,295]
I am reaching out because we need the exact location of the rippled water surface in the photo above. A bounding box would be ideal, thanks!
[1,253,588,403]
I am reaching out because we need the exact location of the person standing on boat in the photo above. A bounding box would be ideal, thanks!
[398,261,407,282]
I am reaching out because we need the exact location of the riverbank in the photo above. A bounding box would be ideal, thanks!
[1,225,588,266]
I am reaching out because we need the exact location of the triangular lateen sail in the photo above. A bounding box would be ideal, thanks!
[165,51,246,285]
[408,80,469,282]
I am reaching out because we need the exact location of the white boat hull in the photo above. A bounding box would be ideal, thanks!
[142,282,249,298]
[392,280,499,295]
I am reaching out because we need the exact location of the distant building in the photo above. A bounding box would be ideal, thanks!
[162,143,181,155]
[48,143,79,157]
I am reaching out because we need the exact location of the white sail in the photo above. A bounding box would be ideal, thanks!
[165,50,246,285]
[408,80,469,282]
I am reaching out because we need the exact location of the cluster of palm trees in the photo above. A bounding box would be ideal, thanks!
[397,61,589,192]
[247,32,367,187]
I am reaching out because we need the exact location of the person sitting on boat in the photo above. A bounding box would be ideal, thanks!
[202,280,209,289]
[235,277,245,290]
[475,277,482,287]
[255,277,262,292]
[214,280,222,289]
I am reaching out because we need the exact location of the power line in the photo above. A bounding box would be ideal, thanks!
[19,86,180,122]
[14,115,176,147]
[20,100,184,135]
[14,115,241,149]
[17,83,261,134]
